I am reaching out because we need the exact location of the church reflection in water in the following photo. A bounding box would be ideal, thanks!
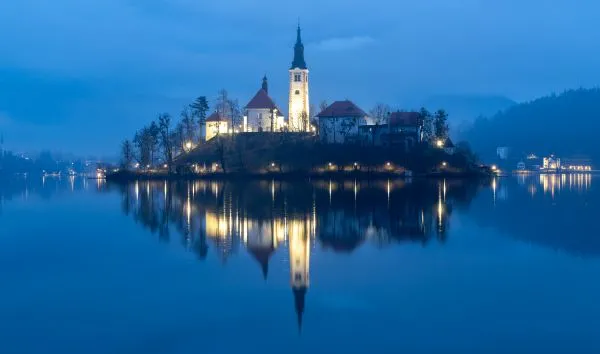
[113,178,481,330]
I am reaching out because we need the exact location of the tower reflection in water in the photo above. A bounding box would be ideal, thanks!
[114,178,480,331]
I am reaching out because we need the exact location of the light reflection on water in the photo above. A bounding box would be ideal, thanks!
[1,174,599,353]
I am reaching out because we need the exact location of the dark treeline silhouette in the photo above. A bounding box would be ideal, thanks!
[109,178,484,260]
[0,150,89,175]
[461,88,600,160]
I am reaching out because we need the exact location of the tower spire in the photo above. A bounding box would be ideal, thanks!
[293,287,307,334]
[262,75,268,93]
[291,25,307,69]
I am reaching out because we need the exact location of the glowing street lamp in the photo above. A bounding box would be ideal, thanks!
[185,141,193,152]
[436,139,444,148]
[441,161,448,168]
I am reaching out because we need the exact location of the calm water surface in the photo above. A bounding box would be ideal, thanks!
[1,175,599,353]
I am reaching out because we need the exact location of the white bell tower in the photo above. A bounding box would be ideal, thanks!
[288,25,310,132]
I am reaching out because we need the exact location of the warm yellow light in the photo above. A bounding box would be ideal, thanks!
[185,141,193,151]
[442,162,447,167]
[491,165,497,171]
[436,139,444,148]
[386,162,391,167]
[271,162,276,167]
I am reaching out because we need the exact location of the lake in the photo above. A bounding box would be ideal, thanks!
[1,174,599,353]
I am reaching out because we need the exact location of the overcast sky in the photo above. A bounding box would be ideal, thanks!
[0,0,598,156]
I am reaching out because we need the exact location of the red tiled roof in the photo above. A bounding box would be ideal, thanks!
[206,112,227,122]
[245,89,282,112]
[316,100,367,118]
[389,111,421,126]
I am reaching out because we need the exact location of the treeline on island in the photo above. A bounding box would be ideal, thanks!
[117,94,481,177]
[120,90,239,170]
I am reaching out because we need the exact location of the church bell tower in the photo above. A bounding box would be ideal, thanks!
[288,25,310,132]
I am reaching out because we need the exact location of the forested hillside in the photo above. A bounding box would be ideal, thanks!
[460,88,600,160]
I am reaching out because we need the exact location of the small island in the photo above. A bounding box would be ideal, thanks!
[110,26,488,181]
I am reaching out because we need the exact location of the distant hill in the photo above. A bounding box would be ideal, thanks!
[420,94,516,125]
[460,88,600,161]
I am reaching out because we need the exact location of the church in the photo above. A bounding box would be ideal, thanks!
[239,25,311,134]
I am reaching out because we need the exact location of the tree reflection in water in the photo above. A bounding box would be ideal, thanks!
[112,178,482,331]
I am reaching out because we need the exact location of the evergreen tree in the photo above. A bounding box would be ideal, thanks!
[190,96,209,138]
[433,109,449,140]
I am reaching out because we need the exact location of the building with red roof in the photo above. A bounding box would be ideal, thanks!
[316,100,373,144]
[244,76,285,132]
[359,110,424,151]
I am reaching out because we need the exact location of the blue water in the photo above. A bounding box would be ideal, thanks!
[1,175,599,353]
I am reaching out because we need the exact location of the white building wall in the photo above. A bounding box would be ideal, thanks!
[245,108,285,132]
[319,116,372,144]
[288,69,310,132]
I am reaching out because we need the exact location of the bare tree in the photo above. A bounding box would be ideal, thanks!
[180,106,196,144]
[215,137,228,173]
[120,139,134,169]
[339,117,359,144]
[229,98,241,136]
[369,103,391,145]
[215,89,231,120]
[319,100,329,114]
[148,121,160,166]
[420,107,434,143]
[133,126,155,168]
[269,109,276,132]
[158,113,174,170]
[301,111,309,132]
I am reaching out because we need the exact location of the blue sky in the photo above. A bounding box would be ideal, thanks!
[0,0,598,156]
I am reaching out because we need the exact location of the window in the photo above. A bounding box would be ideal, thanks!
[294,73,302,82]
[295,90,300,95]
[294,273,302,281]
